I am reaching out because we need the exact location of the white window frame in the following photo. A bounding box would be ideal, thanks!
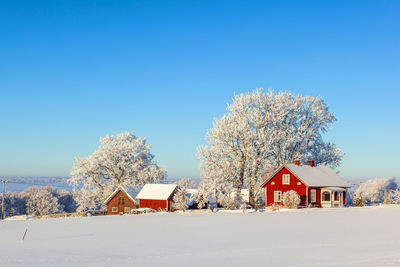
[311,189,316,203]
[282,174,290,185]
[111,207,118,212]
[274,191,282,202]
[124,207,131,213]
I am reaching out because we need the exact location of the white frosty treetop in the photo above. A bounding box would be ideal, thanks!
[69,132,166,211]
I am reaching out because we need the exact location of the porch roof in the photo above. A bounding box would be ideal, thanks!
[322,187,346,191]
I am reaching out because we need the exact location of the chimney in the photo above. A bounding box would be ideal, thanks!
[308,160,315,167]
[294,160,300,166]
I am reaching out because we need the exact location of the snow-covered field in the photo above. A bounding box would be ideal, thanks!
[1,206,400,266]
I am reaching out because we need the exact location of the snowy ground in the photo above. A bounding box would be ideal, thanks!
[1,206,400,266]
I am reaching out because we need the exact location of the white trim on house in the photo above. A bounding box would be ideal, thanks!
[265,187,267,205]
[306,186,309,206]
[321,188,344,208]
[282,174,290,185]
[274,191,282,202]
[104,185,139,205]
[311,189,316,203]
[323,187,346,191]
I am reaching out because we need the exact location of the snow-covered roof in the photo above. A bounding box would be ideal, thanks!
[262,164,350,188]
[136,184,177,200]
[284,164,350,187]
[104,185,140,205]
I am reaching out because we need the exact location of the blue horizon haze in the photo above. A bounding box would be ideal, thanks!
[0,0,399,181]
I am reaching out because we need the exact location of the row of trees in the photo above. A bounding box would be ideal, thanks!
[352,178,400,206]
[1,186,76,217]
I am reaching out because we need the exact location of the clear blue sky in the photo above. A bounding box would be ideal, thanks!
[0,0,399,180]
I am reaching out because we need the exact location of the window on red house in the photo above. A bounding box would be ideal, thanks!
[274,191,282,202]
[322,192,330,201]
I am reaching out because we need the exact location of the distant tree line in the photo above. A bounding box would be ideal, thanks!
[351,178,400,206]
[0,186,77,217]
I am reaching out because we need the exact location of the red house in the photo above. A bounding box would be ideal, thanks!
[262,161,350,208]
[104,186,139,215]
[136,184,177,211]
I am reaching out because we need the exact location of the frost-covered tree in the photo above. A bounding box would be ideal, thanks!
[0,192,26,217]
[57,190,77,213]
[355,178,398,204]
[20,187,62,216]
[172,179,196,212]
[389,190,400,204]
[172,188,188,211]
[73,188,104,212]
[69,132,166,211]
[196,166,238,210]
[198,89,342,206]
[283,190,300,208]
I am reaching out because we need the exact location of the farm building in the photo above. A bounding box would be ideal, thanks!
[262,160,350,208]
[136,184,177,211]
[104,186,139,215]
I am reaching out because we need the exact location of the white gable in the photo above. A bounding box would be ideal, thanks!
[285,164,350,187]
[136,184,177,200]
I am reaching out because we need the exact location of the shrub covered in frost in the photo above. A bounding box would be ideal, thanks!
[270,203,282,211]
[283,190,300,208]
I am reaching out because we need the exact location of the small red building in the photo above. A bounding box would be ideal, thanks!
[136,184,177,211]
[104,186,139,215]
[262,161,350,208]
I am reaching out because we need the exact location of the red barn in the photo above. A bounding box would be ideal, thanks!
[262,161,350,208]
[136,184,177,211]
[104,186,139,215]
